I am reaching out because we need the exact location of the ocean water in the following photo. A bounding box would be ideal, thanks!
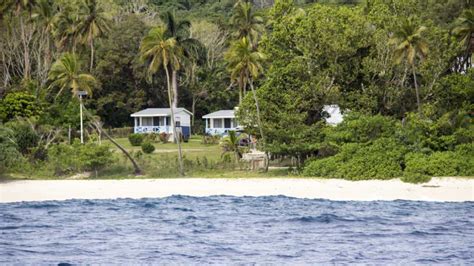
[1,196,473,264]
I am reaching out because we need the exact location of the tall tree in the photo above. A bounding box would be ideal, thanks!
[76,0,110,72]
[231,0,264,47]
[160,11,204,108]
[391,18,429,115]
[452,8,474,71]
[139,26,185,176]
[48,52,96,97]
[225,37,267,169]
[3,0,38,79]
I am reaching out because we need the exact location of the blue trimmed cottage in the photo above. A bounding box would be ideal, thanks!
[131,108,192,140]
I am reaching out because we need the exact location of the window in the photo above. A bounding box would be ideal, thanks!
[142,117,153,126]
[213,118,223,128]
[153,117,160,126]
[224,118,231,128]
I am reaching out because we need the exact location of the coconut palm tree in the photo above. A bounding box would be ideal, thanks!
[225,37,267,169]
[231,0,264,47]
[139,26,185,176]
[160,11,204,108]
[48,52,142,174]
[391,18,429,115]
[53,5,81,53]
[76,0,110,72]
[221,130,243,163]
[452,8,474,70]
[47,52,97,97]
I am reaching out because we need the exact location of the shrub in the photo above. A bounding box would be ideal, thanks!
[159,132,170,143]
[202,134,220,144]
[47,142,114,176]
[401,172,431,184]
[128,133,144,146]
[6,120,39,154]
[79,143,114,175]
[405,147,474,177]
[304,138,407,180]
[141,142,155,154]
[325,113,399,144]
[0,125,24,174]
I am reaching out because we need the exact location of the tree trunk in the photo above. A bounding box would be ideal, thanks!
[172,70,178,108]
[90,38,94,72]
[191,95,197,129]
[82,107,143,175]
[166,66,184,176]
[249,79,269,172]
[412,65,422,115]
[19,16,31,80]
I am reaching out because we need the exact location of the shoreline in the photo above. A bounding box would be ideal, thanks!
[1,177,473,203]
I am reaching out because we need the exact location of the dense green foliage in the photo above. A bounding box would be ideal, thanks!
[0,0,472,180]
[128,133,144,146]
[141,142,156,154]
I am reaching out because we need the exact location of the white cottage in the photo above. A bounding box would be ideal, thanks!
[202,109,239,136]
[131,108,192,140]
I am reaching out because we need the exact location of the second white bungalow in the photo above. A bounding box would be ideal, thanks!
[203,109,239,136]
[131,108,192,140]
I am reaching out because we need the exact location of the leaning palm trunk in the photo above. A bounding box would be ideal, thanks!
[172,70,178,108]
[82,107,143,175]
[249,78,269,172]
[165,66,184,176]
[412,65,422,115]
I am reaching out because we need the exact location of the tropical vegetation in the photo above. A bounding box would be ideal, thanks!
[0,0,472,182]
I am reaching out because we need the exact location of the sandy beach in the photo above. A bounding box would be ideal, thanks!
[1,177,473,203]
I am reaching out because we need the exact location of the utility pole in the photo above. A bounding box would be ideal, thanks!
[78,91,88,144]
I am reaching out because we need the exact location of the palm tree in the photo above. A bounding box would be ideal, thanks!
[32,0,55,85]
[221,131,243,163]
[53,5,81,53]
[47,53,97,97]
[76,0,110,71]
[139,26,185,176]
[160,11,204,108]
[391,18,429,115]
[49,53,142,175]
[452,8,474,70]
[225,37,267,169]
[231,0,264,47]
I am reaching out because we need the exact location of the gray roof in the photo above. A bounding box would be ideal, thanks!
[202,110,235,119]
[130,108,192,117]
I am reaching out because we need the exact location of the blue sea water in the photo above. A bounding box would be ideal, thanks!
[1,196,473,264]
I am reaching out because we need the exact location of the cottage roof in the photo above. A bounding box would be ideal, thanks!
[323,105,343,125]
[130,108,192,117]
[202,110,235,119]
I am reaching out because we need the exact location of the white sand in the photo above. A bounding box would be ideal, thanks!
[1,177,473,203]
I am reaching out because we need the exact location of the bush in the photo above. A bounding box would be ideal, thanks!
[159,132,170,143]
[401,172,431,184]
[106,127,133,138]
[141,142,155,154]
[47,142,114,176]
[6,120,39,154]
[405,148,474,177]
[202,134,220,144]
[0,125,24,174]
[325,113,399,144]
[304,138,407,180]
[128,133,144,146]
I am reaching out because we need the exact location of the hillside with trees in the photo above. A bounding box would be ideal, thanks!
[0,0,472,181]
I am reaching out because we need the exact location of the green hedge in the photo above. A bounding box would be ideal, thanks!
[303,138,406,180]
[141,142,155,154]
